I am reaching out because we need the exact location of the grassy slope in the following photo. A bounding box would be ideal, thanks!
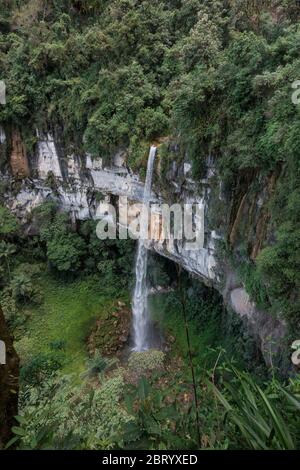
[16,274,128,375]
[15,271,246,380]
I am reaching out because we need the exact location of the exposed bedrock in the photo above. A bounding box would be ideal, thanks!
[0,128,287,369]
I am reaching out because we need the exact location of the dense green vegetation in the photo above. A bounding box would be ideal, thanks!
[0,198,299,450]
[8,274,300,450]
[0,0,300,451]
[16,275,123,375]
[0,0,299,330]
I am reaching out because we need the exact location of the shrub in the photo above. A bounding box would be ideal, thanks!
[0,205,19,237]
[46,232,86,273]
[128,350,165,376]
[16,371,134,449]
[209,367,300,450]
[84,352,116,378]
[20,353,63,386]
[49,340,66,351]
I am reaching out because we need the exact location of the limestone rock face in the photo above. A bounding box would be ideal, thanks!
[229,287,286,367]
[0,130,288,369]
[0,307,19,448]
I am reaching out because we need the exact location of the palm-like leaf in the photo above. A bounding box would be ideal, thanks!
[207,367,298,450]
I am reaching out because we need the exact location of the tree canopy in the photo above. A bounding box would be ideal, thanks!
[0,1,300,325]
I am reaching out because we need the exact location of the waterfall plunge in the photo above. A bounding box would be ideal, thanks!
[132,146,156,352]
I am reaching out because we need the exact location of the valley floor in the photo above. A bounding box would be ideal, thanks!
[10,268,300,450]
[16,274,127,375]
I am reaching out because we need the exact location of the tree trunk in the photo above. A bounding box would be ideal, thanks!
[0,307,19,448]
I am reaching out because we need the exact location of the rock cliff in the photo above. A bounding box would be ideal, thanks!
[0,127,287,368]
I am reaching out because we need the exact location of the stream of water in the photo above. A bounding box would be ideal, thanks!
[132,146,156,352]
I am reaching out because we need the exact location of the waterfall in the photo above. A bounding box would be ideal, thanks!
[132,146,156,352]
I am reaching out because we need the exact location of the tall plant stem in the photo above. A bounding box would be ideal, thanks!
[6,257,11,283]
[177,265,201,448]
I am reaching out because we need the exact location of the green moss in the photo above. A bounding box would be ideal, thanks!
[16,273,128,375]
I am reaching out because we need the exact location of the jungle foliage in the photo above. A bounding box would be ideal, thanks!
[0,0,300,451]
[0,1,300,327]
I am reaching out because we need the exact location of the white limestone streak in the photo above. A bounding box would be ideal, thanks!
[7,132,219,283]
[0,126,6,144]
[37,131,62,179]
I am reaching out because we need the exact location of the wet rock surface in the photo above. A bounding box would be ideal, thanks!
[87,302,131,357]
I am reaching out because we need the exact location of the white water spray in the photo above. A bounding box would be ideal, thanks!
[132,146,156,352]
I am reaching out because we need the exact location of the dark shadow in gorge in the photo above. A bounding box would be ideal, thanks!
[145,253,268,377]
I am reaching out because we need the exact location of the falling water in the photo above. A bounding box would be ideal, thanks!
[132,145,156,352]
